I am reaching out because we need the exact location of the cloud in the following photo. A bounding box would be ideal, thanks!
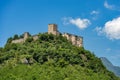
[90,10,99,20]
[62,17,70,25]
[104,1,115,10]
[90,10,99,15]
[104,1,120,11]
[95,17,120,40]
[62,17,91,30]
[70,18,91,29]
[95,27,103,35]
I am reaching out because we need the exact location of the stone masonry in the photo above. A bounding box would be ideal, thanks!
[62,33,83,47]
[48,24,60,35]
[12,32,29,43]
[12,24,83,47]
[47,24,83,47]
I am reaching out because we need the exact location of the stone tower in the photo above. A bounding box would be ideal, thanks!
[24,32,29,41]
[48,24,59,35]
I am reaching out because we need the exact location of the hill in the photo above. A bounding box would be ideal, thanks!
[101,57,120,77]
[0,33,120,80]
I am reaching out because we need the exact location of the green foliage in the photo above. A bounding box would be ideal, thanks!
[26,37,33,43]
[13,34,19,40]
[20,34,24,38]
[7,37,13,43]
[0,33,119,80]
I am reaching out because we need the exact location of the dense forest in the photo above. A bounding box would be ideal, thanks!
[0,33,119,80]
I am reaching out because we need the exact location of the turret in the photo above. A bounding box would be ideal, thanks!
[23,32,30,41]
[48,24,59,35]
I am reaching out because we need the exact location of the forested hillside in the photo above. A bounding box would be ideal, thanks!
[0,33,119,80]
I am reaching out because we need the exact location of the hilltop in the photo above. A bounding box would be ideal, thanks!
[0,33,119,80]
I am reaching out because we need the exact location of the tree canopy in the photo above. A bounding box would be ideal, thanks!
[0,33,119,80]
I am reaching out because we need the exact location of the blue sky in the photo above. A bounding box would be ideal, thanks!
[0,0,120,66]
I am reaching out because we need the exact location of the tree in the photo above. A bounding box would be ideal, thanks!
[13,34,19,40]
[7,37,13,43]
[26,37,33,43]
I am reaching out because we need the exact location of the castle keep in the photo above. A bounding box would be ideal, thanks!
[48,24,60,35]
[12,24,83,47]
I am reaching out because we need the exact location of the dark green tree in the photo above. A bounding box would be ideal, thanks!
[13,34,19,40]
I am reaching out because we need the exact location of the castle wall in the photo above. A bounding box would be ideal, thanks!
[33,35,39,41]
[71,35,77,45]
[77,40,83,47]
[12,38,24,43]
[12,32,30,43]
[76,37,83,47]
[11,24,83,47]
[62,33,71,40]
[62,33,83,47]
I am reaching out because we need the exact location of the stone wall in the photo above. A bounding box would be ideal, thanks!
[33,35,39,41]
[62,33,83,47]
[12,32,30,43]
[12,38,24,43]
[48,24,60,35]
[11,24,83,47]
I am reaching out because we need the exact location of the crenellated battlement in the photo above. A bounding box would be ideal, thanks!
[12,24,83,47]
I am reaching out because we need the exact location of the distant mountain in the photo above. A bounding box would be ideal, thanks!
[100,57,120,77]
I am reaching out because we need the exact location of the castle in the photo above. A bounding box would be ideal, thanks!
[12,24,83,47]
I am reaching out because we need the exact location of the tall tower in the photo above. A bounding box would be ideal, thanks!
[48,24,59,35]
[24,32,29,41]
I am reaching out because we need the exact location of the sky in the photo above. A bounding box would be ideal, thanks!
[0,0,120,66]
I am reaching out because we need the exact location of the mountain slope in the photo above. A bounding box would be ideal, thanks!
[0,33,120,80]
[100,57,120,77]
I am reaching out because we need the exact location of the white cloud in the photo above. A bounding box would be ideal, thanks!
[62,17,91,29]
[62,17,70,25]
[69,18,91,29]
[95,27,103,35]
[104,1,120,11]
[90,10,99,20]
[96,17,120,40]
[90,10,99,15]
[104,1,115,10]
